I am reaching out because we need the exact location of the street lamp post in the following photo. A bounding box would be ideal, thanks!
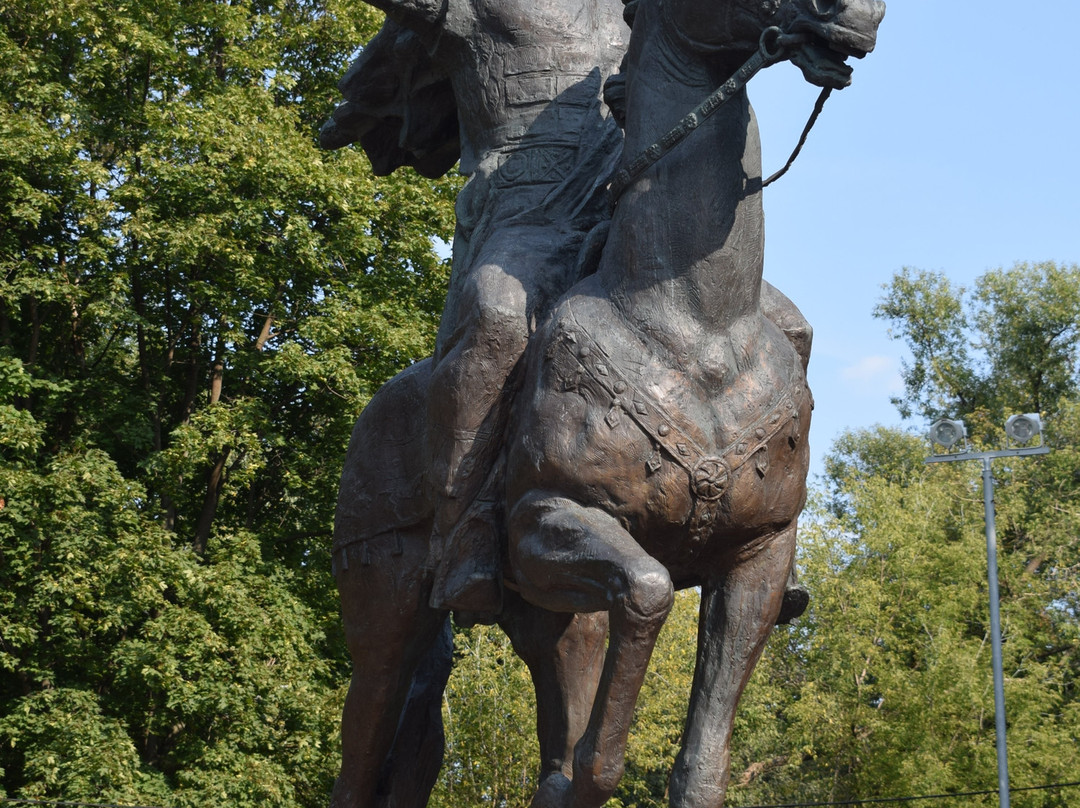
[925,415,1050,808]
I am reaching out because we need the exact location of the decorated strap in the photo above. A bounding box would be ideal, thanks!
[608,26,798,209]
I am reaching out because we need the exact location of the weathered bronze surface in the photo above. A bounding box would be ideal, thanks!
[322,0,883,805]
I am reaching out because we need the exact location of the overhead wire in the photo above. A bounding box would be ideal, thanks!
[737,778,1080,807]
[0,799,167,808]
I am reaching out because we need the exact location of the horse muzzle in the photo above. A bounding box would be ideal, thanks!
[782,0,886,88]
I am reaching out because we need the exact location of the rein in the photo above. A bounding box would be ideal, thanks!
[763,85,832,187]
[608,26,827,209]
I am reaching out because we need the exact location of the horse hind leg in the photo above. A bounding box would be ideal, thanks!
[508,492,675,808]
[499,592,608,788]
[373,616,453,808]
[330,529,449,808]
[668,521,797,808]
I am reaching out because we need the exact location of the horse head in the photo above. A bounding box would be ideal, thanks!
[661,0,883,88]
[778,0,886,88]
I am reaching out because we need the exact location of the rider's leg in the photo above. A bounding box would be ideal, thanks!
[509,491,674,808]
[667,522,796,808]
[427,223,580,612]
[426,257,531,611]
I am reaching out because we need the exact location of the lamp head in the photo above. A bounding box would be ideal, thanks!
[928,418,967,451]
[1005,413,1042,446]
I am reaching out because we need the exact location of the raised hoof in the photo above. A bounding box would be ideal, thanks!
[531,773,572,808]
[776,583,810,625]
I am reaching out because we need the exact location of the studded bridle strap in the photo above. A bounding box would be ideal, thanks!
[608,26,799,210]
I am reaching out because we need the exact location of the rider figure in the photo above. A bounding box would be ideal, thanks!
[325,0,630,612]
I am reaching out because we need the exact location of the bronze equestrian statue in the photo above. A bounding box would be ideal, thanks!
[320,0,883,804]
[322,0,813,619]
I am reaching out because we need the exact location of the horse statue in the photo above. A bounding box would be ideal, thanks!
[327,0,883,805]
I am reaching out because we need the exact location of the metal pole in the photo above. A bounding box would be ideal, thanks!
[981,456,1011,808]
[927,440,1047,806]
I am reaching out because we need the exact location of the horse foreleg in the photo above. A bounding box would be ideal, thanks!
[509,493,674,808]
[668,522,797,808]
[331,530,449,808]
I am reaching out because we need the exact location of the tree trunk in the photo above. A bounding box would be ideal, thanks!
[26,296,40,365]
[193,322,230,553]
[193,449,230,556]
[255,311,274,352]
[1,299,10,347]
[210,328,225,405]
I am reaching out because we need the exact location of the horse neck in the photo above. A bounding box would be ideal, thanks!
[598,24,766,337]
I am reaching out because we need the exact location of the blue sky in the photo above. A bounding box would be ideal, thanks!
[750,0,1080,479]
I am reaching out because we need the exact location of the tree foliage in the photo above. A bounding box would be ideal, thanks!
[875,262,1080,428]
[435,625,541,808]
[1,0,457,802]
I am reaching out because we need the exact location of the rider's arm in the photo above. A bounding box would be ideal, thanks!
[363,0,448,40]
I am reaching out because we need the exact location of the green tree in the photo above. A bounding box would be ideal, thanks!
[724,263,1080,807]
[875,262,1080,429]
[435,625,540,808]
[0,0,457,803]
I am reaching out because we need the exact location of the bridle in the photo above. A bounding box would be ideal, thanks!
[607,25,832,210]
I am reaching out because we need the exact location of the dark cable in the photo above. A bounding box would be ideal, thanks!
[737,779,1080,808]
[1,779,1077,808]
[0,799,166,808]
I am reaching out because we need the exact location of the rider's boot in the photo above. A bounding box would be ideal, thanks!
[430,496,503,616]
[428,436,504,616]
[776,562,809,625]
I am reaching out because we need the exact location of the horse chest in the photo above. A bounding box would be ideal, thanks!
[516,299,809,566]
